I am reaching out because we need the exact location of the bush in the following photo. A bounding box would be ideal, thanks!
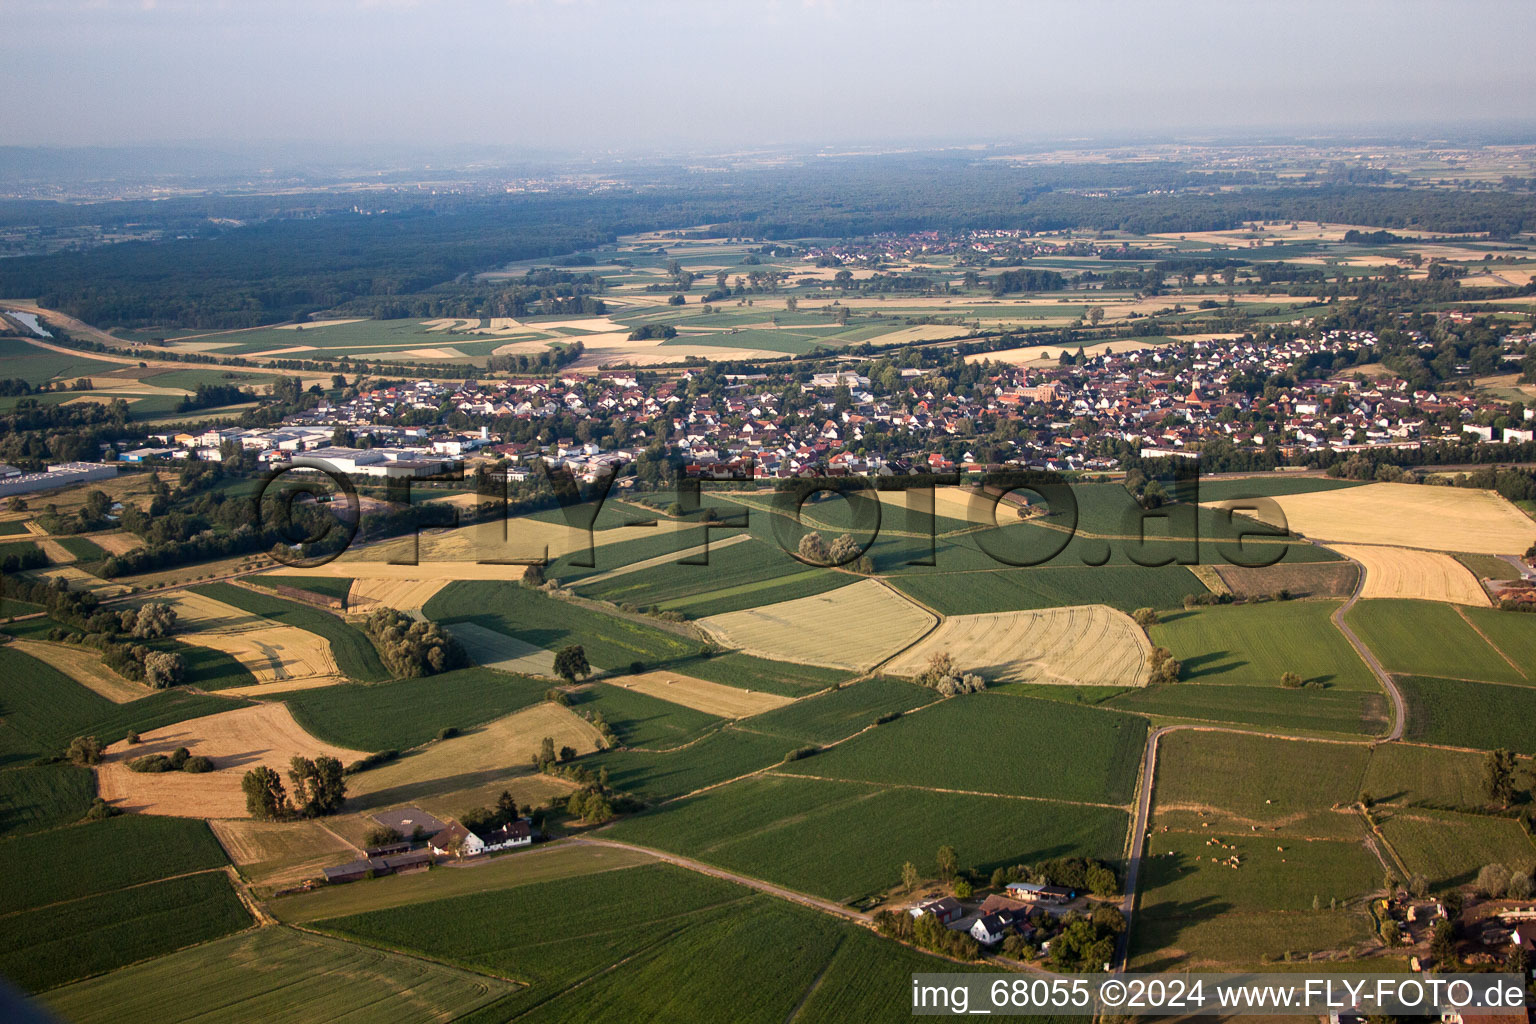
[361,607,465,677]
[436,726,460,741]
[182,755,214,773]
[783,745,819,762]
[344,749,400,775]
[1148,647,1182,684]
[66,735,103,766]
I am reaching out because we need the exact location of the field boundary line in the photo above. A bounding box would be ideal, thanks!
[763,769,1130,811]
[0,866,230,922]
[1454,604,1529,680]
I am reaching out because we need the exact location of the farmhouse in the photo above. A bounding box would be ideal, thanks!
[1005,882,1075,904]
[476,819,533,852]
[909,897,963,925]
[969,911,1017,946]
[428,822,486,858]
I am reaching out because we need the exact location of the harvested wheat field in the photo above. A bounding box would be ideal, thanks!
[607,669,795,717]
[345,704,603,806]
[87,531,145,556]
[347,578,449,619]
[9,639,152,702]
[1330,544,1490,605]
[95,703,367,817]
[210,818,360,888]
[268,561,527,584]
[697,578,936,672]
[1210,482,1536,554]
[884,604,1151,686]
[164,589,340,682]
[30,565,130,596]
[447,621,556,677]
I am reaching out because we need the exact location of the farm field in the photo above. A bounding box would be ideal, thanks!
[884,604,1151,686]
[346,577,446,617]
[193,582,390,682]
[344,703,603,809]
[1193,476,1366,501]
[781,692,1146,805]
[1150,601,1378,690]
[0,764,95,838]
[7,637,152,702]
[1377,808,1536,888]
[0,643,246,767]
[425,580,698,671]
[161,588,342,684]
[448,619,557,676]
[598,667,793,717]
[283,668,552,752]
[272,841,654,924]
[1150,730,1370,839]
[1344,599,1529,685]
[1359,743,1529,811]
[590,726,795,802]
[1395,675,1536,750]
[0,870,251,993]
[1107,681,1387,737]
[94,702,368,817]
[1212,559,1359,600]
[210,818,362,891]
[890,563,1209,616]
[607,773,1130,904]
[1329,543,1489,605]
[44,926,515,1024]
[738,676,934,746]
[683,650,851,697]
[696,578,935,672]
[570,682,725,749]
[1226,482,1536,553]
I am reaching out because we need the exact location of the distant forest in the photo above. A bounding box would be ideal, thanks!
[1,157,1533,329]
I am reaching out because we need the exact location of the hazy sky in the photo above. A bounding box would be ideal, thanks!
[5,0,1534,151]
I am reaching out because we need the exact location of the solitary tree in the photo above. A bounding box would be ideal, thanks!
[1086,305,1105,326]
[936,845,958,883]
[902,861,920,893]
[144,651,185,689]
[1280,671,1304,689]
[553,645,591,685]
[66,735,103,766]
[243,765,289,821]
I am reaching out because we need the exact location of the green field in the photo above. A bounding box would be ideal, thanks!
[0,871,251,993]
[1107,682,1387,737]
[1151,731,1370,839]
[573,682,724,748]
[1193,476,1365,501]
[0,520,31,536]
[739,677,933,746]
[139,367,278,390]
[590,726,790,802]
[1359,742,1525,811]
[1345,599,1527,686]
[607,773,1130,903]
[192,582,389,682]
[424,580,698,671]
[682,651,850,697]
[1151,601,1376,690]
[1462,607,1536,677]
[781,692,1146,805]
[55,535,111,563]
[0,764,95,838]
[1396,675,1536,749]
[284,668,550,752]
[0,644,247,766]
[0,336,127,386]
[45,926,514,1024]
[891,564,1209,615]
[0,814,229,913]
[245,573,355,603]
[1377,808,1536,888]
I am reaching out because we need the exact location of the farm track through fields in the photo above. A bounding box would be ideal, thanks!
[764,771,1129,811]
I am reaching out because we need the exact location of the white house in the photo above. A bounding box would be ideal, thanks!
[428,823,486,858]
[474,819,532,853]
[970,912,1014,946]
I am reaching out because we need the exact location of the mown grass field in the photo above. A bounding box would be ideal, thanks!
[1359,742,1527,811]
[425,581,698,671]
[606,773,1130,903]
[284,668,550,752]
[45,926,514,1024]
[1107,682,1387,737]
[1377,808,1536,888]
[740,677,933,746]
[0,764,95,838]
[1151,731,1369,839]
[1136,827,1381,915]
[0,644,247,766]
[1151,601,1377,690]
[0,870,250,993]
[782,692,1146,805]
[1345,599,1527,685]
[193,581,389,682]
[1396,675,1536,750]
